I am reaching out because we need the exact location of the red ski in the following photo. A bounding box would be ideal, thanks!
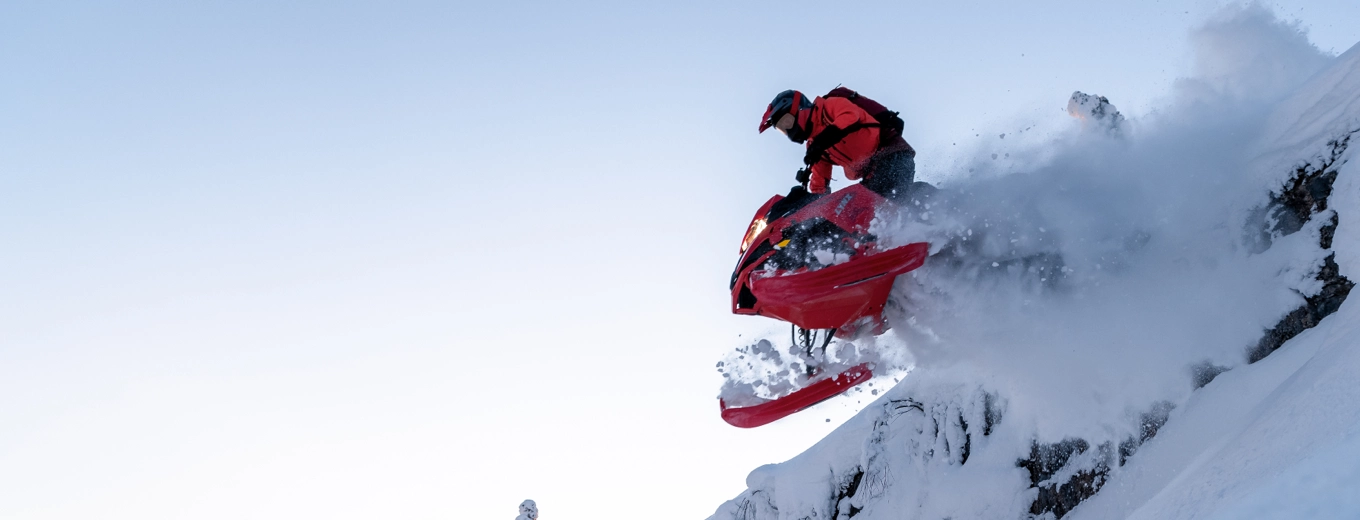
[720,363,874,428]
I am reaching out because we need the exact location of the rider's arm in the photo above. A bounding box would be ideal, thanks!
[808,160,833,194]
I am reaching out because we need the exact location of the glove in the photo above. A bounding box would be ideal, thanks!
[795,167,811,186]
[804,125,849,165]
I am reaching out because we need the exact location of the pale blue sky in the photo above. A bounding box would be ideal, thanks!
[2,2,1358,519]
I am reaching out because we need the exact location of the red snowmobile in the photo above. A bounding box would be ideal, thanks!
[721,183,930,428]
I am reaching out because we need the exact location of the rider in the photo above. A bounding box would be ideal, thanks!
[758,89,916,198]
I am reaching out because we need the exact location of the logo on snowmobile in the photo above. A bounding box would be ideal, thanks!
[834,194,852,217]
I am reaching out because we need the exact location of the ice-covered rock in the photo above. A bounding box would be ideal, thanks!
[516,499,538,520]
[1066,91,1126,134]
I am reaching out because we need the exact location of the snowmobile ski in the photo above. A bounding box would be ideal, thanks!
[719,363,873,428]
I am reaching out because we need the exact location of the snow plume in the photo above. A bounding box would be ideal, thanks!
[877,2,1338,440]
[713,5,1360,520]
[1178,2,1332,105]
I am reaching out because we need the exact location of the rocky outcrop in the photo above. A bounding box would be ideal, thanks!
[1247,131,1356,363]
[1019,402,1173,518]
[718,386,1003,520]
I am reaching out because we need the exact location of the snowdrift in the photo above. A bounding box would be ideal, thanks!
[711,7,1360,520]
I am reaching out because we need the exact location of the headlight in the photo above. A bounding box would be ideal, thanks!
[740,218,768,254]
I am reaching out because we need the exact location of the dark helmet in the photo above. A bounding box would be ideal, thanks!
[759,90,814,143]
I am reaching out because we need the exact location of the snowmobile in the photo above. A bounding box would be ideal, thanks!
[721,183,930,427]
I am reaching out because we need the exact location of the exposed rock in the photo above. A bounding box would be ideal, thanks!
[1258,133,1351,242]
[1190,361,1231,389]
[1019,401,1173,518]
[1247,131,1355,363]
[1067,92,1126,135]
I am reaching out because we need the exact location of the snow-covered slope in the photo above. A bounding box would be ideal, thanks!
[711,7,1360,520]
[1067,40,1360,520]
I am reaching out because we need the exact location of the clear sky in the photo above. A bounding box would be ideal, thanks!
[1,1,1357,520]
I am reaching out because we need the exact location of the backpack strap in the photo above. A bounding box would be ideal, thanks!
[805,120,881,165]
[839,121,879,135]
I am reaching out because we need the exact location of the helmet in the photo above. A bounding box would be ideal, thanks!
[759,90,814,143]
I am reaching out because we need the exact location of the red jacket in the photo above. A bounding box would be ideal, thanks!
[804,97,912,194]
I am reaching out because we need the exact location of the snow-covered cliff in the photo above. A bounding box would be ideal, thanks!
[711,7,1360,519]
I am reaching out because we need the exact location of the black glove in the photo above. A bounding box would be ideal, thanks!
[795,167,811,186]
[804,125,849,165]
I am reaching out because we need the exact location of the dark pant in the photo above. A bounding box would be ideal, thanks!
[860,150,916,200]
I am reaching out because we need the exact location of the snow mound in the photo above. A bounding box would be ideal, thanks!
[516,499,538,520]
